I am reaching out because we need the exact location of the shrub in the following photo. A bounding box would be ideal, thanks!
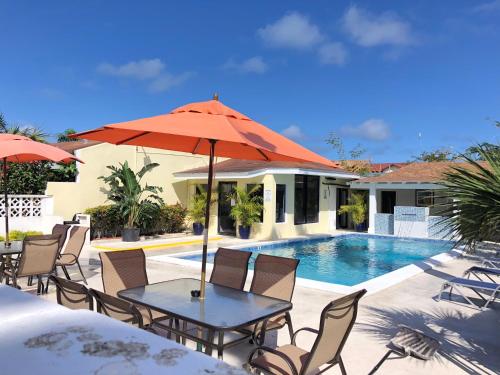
[0,230,43,241]
[84,205,123,239]
[85,203,187,239]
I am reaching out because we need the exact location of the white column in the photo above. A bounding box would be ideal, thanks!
[368,186,377,234]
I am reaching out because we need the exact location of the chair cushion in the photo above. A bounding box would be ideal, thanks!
[251,344,309,375]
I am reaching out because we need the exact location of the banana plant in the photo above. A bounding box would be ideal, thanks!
[99,161,163,229]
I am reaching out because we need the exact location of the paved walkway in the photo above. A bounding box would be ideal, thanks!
[31,241,500,374]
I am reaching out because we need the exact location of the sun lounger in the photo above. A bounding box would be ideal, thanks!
[481,259,500,269]
[464,266,500,283]
[438,277,500,309]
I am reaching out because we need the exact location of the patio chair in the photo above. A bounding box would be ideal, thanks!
[248,289,367,375]
[438,277,500,310]
[1,234,60,295]
[209,248,252,290]
[55,226,89,284]
[99,249,170,326]
[242,254,299,343]
[464,266,500,283]
[89,288,144,328]
[51,224,71,252]
[48,275,93,310]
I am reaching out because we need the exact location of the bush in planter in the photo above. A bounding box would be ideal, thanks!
[187,187,216,235]
[229,186,263,239]
[99,161,163,241]
[338,192,367,231]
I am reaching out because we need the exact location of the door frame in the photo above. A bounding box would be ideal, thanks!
[217,181,237,235]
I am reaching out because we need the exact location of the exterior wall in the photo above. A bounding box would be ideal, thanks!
[186,174,333,240]
[374,213,394,235]
[46,143,208,219]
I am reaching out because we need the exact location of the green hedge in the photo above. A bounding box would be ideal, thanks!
[84,203,187,239]
[0,230,43,241]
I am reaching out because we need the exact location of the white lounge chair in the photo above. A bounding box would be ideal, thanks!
[464,266,500,283]
[438,277,500,310]
[481,259,500,269]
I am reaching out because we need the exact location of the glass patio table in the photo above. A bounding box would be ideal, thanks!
[118,278,293,359]
[0,241,23,280]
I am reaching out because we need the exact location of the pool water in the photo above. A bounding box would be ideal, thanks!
[180,235,454,286]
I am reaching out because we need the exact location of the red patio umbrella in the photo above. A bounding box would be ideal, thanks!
[0,134,81,246]
[73,96,340,298]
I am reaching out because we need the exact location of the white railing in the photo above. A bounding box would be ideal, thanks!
[0,195,53,218]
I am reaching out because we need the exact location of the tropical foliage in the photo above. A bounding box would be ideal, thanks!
[435,145,500,250]
[0,113,47,142]
[187,185,216,224]
[228,186,263,227]
[84,203,186,239]
[99,161,163,228]
[0,161,52,194]
[57,128,78,142]
[338,191,367,226]
[326,132,370,175]
[0,230,43,242]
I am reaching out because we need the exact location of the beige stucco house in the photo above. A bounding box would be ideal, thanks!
[46,141,358,240]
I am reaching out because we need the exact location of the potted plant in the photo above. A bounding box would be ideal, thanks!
[188,186,216,235]
[338,192,367,232]
[100,161,163,242]
[229,186,263,239]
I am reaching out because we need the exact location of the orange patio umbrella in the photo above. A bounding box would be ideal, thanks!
[73,96,339,298]
[0,134,81,246]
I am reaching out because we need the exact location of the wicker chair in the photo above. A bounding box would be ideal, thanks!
[89,288,144,328]
[99,249,169,326]
[248,289,367,375]
[242,254,299,343]
[56,226,89,284]
[209,248,252,290]
[2,234,61,295]
[49,275,93,310]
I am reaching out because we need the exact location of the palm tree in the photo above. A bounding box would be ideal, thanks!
[0,112,47,142]
[436,145,500,250]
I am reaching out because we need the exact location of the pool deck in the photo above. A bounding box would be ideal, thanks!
[32,237,500,374]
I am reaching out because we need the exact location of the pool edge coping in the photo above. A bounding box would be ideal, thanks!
[148,234,462,295]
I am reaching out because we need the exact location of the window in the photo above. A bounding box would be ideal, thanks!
[416,190,434,207]
[247,184,264,223]
[195,184,208,195]
[294,175,319,225]
[276,184,286,223]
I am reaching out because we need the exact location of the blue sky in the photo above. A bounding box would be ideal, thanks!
[1,1,499,162]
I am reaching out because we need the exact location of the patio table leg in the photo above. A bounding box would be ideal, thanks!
[205,329,215,356]
[217,331,224,360]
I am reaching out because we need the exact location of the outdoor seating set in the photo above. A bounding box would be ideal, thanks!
[48,246,367,375]
[0,224,88,294]
[438,259,500,309]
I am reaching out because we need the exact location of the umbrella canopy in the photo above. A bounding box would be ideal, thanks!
[75,99,338,167]
[0,135,81,246]
[73,98,340,298]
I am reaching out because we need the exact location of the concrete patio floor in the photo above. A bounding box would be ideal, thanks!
[30,240,500,374]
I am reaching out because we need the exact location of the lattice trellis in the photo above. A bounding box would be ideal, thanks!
[0,196,43,218]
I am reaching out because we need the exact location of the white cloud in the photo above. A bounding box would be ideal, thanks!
[258,12,324,49]
[318,42,348,65]
[281,125,305,140]
[340,119,391,141]
[148,72,193,93]
[97,58,192,93]
[473,0,500,12]
[223,56,269,74]
[342,5,415,47]
[97,59,165,80]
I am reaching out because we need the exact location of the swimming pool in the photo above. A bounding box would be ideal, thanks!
[180,235,454,286]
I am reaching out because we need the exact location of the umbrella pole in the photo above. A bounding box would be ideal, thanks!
[200,139,216,299]
[2,158,9,247]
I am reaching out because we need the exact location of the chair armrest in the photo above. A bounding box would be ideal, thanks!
[292,327,319,345]
[248,346,299,375]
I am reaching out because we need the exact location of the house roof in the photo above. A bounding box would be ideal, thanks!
[175,159,358,179]
[351,161,487,184]
[370,162,409,173]
[50,140,102,153]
